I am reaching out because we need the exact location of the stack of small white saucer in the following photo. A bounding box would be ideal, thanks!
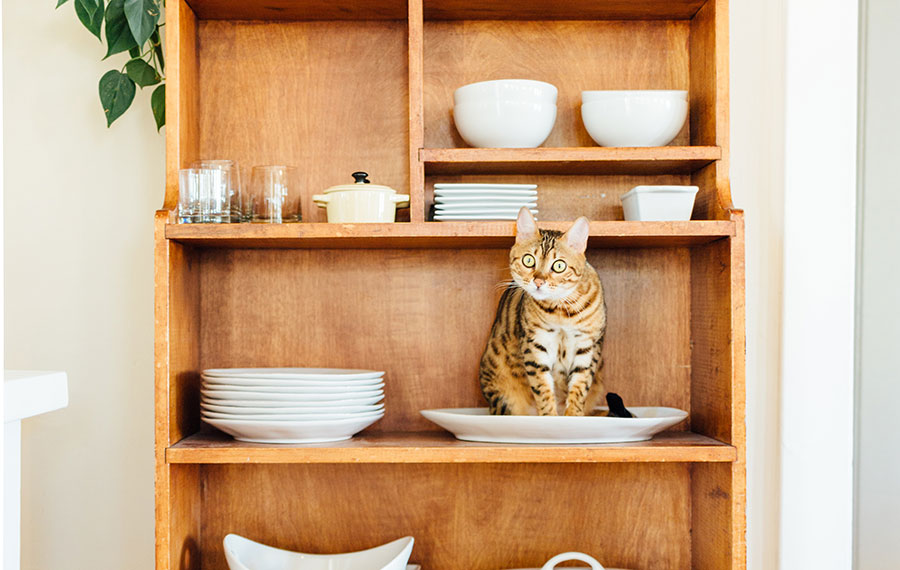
[433,183,539,220]
[200,368,385,443]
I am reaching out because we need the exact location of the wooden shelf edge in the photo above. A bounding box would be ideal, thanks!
[421,146,722,175]
[164,220,735,249]
[166,431,738,464]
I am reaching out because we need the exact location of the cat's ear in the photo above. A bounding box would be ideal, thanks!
[564,216,590,253]
[515,207,538,243]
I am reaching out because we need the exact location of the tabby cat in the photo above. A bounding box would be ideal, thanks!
[479,208,607,416]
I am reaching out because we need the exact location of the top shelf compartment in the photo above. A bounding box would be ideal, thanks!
[185,0,709,22]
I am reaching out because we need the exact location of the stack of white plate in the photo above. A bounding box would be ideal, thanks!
[200,368,385,444]
[433,183,538,221]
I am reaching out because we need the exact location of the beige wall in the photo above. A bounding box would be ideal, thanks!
[3,0,163,568]
[3,1,784,568]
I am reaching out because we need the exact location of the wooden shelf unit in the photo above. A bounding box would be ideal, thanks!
[157,0,744,569]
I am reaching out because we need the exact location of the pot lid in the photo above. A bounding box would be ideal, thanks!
[322,171,398,194]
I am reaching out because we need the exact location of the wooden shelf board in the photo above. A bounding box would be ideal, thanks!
[185,0,407,21]
[165,220,734,249]
[167,430,737,464]
[425,0,708,21]
[184,0,707,22]
[421,147,722,176]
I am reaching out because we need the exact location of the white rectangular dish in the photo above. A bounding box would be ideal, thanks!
[620,185,698,221]
[420,407,687,444]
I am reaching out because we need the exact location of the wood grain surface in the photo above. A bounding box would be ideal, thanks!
[167,430,737,463]
[421,146,722,176]
[193,247,693,433]
[424,0,707,20]
[165,220,736,249]
[424,20,691,149]
[196,20,409,224]
[187,0,407,20]
[198,463,692,569]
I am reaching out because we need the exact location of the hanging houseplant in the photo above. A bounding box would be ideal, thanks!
[56,0,165,130]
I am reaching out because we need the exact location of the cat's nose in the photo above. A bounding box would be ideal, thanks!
[533,278,545,288]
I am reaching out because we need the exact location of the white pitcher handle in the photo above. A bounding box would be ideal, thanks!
[541,552,604,570]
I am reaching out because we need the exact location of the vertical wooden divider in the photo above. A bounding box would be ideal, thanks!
[164,0,200,210]
[408,0,426,222]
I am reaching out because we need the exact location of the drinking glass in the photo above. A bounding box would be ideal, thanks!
[248,166,301,223]
[192,159,243,222]
[178,167,228,223]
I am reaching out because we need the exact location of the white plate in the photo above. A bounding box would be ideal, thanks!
[202,401,385,415]
[435,196,539,205]
[202,376,385,388]
[433,207,538,215]
[202,367,384,380]
[201,395,384,407]
[201,388,383,401]
[203,409,385,422]
[434,191,538,200]
[420,407,688,444]
[434,183,537,190]
[434,214,537,221]
[200,382,384,394]
[204,413,384,443]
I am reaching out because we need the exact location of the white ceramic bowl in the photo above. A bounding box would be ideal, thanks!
[581,89,687,103]
[454,79,558,105]
[580,91,688,147]
[224,534,414,570]
[620,185,699,221]
[453,100,557,148]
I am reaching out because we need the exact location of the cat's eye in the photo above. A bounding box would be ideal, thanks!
[522,254,536,268]
[552,260,567,273]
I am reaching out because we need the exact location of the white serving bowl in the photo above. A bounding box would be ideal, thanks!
[580,91,688,147]
[581,89,687,103]
[453,100,557,148]
[224,534,414,570]
[620,185,699,221]
[454,79,558,105]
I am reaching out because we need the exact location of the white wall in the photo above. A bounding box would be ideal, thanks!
[730,1,786,567]
[2,0,162,568]
[855,0,900,566]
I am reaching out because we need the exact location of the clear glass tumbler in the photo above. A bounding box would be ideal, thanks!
[248,165,301,223]
[178,167,229,223]
[192,159,243,222]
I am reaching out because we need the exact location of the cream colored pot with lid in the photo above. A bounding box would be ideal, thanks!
[313,171,410,223]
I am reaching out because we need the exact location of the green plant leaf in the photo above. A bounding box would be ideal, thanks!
[99,70,136,127]
[124,0,160,48]
[151,84,165,131]
[56,0,71,8]
[125,58,160,87]
[129,46,142,58]
[74,0,104,40]
[104,0,138,59]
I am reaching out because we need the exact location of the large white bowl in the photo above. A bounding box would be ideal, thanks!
[453,100,557,148]
[454,79,558,105]
[580,91,688,147]
[581,89,687,103]
[224,534,414,570]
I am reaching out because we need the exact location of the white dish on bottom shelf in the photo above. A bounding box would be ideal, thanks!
[200,394,384,407]
[202,409,385,422]
[203,367,384,380]
[202,376,385,388]
[200,384,384,395]
[201,388,383,403]
[201,401,385,415]
[224,534,414,570]
[204,412,384,443]
[420,407,687,444]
